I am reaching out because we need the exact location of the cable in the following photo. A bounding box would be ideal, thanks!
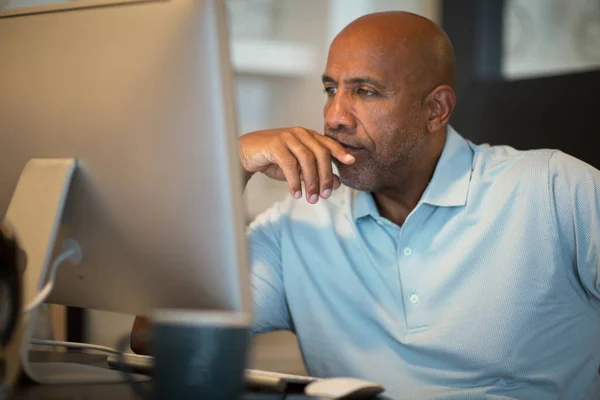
[23,250,73,313]
[30,339,123,355]
[116,335,153,400]
[23,239,82,313]
[19,239,83,383]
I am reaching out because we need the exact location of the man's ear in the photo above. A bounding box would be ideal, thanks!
[425,85,456,133]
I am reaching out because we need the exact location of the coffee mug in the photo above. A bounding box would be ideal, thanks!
[118,309,251,400]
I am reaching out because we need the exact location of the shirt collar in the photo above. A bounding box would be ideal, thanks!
[420,125,474,207]
[353,185,379,220]
[352,125,474,220]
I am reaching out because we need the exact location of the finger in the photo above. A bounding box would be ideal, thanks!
[311,131,356,165]
[300,171,341,189]
[261,164,289,182]
[333,174,341,190]
[283,133,320,204]
[269,142,302,199]
[294,129,335,199]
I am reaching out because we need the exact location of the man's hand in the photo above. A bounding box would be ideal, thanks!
[239,127,355,204]
[130,316,150,355]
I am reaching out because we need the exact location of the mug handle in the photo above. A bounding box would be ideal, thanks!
[115,334,155,400]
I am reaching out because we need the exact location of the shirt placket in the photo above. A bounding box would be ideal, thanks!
[396,207,431,334]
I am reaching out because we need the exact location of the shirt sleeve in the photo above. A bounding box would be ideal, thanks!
[247,201,292,334]
[549,151,600,301]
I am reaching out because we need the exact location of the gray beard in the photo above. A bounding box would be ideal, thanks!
[335,137,425,192]
[336,156,407,192]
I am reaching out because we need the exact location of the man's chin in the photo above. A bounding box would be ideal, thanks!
[340,180,374,192]
[337,167,377,192]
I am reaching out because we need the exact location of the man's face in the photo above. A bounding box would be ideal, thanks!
[322,35,428,192]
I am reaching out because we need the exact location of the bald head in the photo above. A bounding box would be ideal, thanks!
[331,11,456,93]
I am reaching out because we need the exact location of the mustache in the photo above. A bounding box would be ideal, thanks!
[324,130,364,149]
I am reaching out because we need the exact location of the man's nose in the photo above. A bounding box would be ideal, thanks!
[324,93,356,131]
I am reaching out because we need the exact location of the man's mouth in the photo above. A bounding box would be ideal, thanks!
[340,144,365,156]
[326,135,365,155]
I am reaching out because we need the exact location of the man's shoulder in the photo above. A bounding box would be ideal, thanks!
[472,141,598,179]
[470,142,571,186]
[546,151,600,178]
[468,141,600,202]
[472,141,556,171]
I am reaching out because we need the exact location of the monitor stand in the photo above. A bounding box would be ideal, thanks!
[5,158,148,384]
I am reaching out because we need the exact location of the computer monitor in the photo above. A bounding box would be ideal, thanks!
[0,0,251,383]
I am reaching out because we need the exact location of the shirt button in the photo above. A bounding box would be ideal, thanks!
[403,247,412,256]
[409,294,419,304]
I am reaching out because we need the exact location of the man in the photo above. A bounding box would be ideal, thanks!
[133,11,600,399]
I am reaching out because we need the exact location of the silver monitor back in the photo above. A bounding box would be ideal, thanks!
[0,0,251,317]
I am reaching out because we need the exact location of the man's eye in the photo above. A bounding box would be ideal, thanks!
[357,88,377,97]
[324,87,337,96]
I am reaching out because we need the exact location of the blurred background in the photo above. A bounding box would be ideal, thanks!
[2,0,599,375]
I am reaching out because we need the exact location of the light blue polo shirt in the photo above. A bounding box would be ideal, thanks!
[247,126,600,399]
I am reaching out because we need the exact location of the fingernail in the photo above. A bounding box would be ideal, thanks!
[293,191,302,199]
[346,154,355,161]
[309,194,318,203]
[322,189,332,198]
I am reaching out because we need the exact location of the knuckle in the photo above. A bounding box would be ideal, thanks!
[269,139,284,152]
[327,136,342,147]
[317,148,331,160]
[298,149,315,163]
[278,131,293,142]
[321,177,333,188]
[331,140,345,151]
[306,182,320,193]
[281,157,298,168]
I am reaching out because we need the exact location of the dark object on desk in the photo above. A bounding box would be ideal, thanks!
[0,221,24,393]
[0,221,22,347]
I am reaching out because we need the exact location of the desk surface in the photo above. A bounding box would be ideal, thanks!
[12,351,319,400]
[15,383,311,400]
[15,351,385,400]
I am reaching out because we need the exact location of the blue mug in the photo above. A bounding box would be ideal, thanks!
[118,309,251,400]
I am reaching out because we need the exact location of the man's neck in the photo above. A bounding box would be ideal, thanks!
[372,134,446,226]
[372,172,431,227]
